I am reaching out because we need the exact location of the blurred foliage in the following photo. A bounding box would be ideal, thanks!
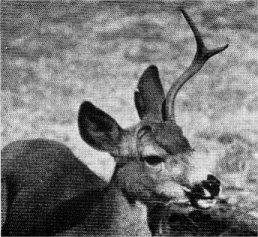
[1,0,258,201]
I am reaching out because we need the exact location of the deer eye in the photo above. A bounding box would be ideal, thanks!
[144,156,164,166]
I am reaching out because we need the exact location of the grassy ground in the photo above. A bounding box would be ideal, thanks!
[1,0,258,232]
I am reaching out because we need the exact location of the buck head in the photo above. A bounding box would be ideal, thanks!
[78,10,228,209]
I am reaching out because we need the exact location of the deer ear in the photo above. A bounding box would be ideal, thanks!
[78,101,122,152]
[134,65,165,121]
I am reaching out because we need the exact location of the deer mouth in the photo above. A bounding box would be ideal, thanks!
[182,184,220,209]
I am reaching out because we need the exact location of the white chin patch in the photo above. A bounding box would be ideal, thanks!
[197,199,217,209]
[203,188,212,198]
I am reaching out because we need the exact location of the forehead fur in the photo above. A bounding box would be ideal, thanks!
[140,121,192,155]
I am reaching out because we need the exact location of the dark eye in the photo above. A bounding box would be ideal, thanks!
[144,156,164,166]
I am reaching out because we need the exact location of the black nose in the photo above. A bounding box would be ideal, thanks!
[202,174,220,197]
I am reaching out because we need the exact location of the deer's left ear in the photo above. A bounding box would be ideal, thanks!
[78,101,122,152]
[134,65,165,121]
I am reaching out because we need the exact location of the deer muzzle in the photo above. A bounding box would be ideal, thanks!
[182,174,221,209]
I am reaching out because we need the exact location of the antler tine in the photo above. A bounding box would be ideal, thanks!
[164,9,229,122]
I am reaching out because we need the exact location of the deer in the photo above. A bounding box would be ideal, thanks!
[1,9,228,236]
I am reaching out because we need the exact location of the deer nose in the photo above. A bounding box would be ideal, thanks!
[182,174,221,209]
[202,174,221,197]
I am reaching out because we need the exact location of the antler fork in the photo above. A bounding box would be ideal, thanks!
[164,9,229,122]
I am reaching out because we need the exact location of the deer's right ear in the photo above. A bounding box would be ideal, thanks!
[78,101,122,152]
[134,65,165,121]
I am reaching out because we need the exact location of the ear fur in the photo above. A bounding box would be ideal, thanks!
[134,65,165,121]
[78,101,122,152]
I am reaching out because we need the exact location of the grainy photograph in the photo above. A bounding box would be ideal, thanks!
[1,0,258,236]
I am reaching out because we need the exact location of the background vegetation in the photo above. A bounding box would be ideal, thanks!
[1,0,258,225]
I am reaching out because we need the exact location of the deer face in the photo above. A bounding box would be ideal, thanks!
[78,100,220,209]
[78,10,227,209]
[115,121,193,204]
[117,121,221,208]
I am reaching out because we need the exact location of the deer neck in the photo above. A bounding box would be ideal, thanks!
[83,176,151,236]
